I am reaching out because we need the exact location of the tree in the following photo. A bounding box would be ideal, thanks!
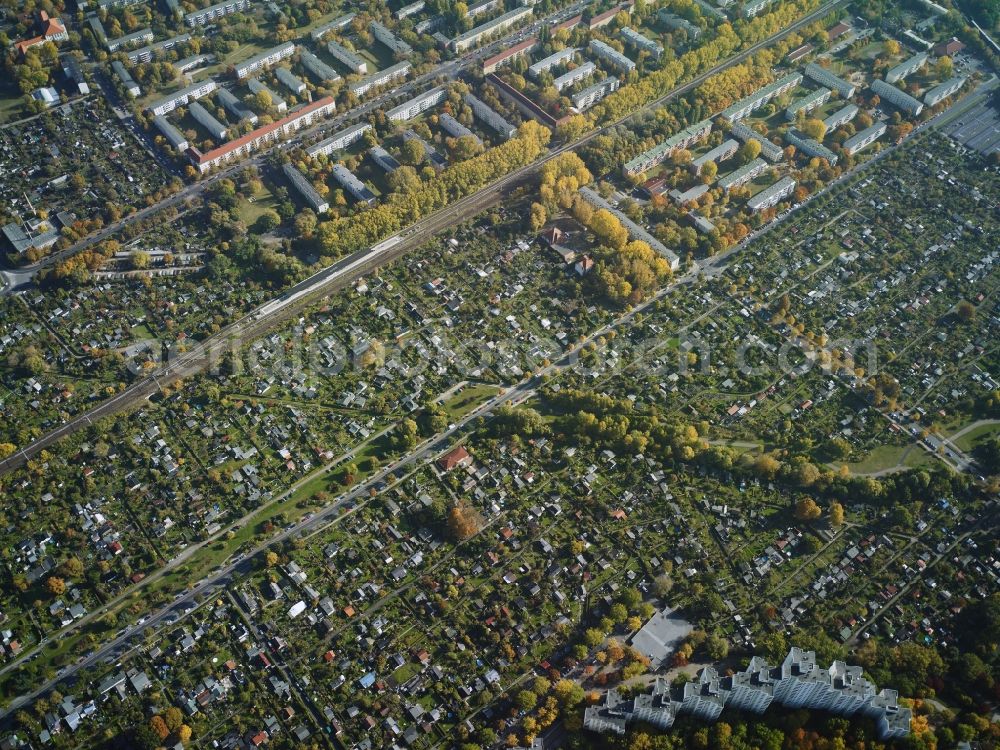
[700,160,718,182]
[131,251,151,270]
[884,39,901,56]
[45,577,65,595]
[255,210,281,232]
[528,202,547,232]
[738,138,762,163]
[552,679,584,707]
[800,118,827,141]
[149,715,170,740]
[705,634,729,660]
[294,209,317,238]
[265,550,279,567]
[0,442,15,459]
[59,557,84,578]
[447,501,482,541]
[956,300,976,322]
[164,707,183,732]
[401,137,425,165]
[794,498,822,522]
[829,501,845,528]
[178,725,192,743]
[394,418,419,450]
[516,689,537,711]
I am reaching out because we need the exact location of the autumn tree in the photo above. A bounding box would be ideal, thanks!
[794,498,822,522]
[447,501,483,542]
[829,501,845,527]
[800,118,827,141]
[45,577,65,595]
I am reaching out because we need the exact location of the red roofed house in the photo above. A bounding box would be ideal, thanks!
[15,11,68,57]
[438,445,472,472]
[827,22,850,41]
[933,37,964,57]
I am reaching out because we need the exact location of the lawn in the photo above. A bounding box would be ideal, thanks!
[441,383,500,420]
[951,421,1000,452]
[237,185,279,226]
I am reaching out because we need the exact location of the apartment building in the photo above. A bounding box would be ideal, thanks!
[528,47,577,79]
[126,33,191,65]
[189,101,228,141]
[185,0,253,27]
[386,86,446,122]
[326,39,368,74]
[579,187,680,270]
[885,51,928,84]
[306,123,371,158]
[589,39,635,73]
[721,72,802,122]
[843,121,887,155]
[299,49,341,83]
[620,26,663,59]
[310,13,355,41]
[148,79,217,116]
[283,163,329,214]
[153,115,188,152]
[553,61,595,92]
[465,93,517,139]
[349,61,411,98]
[785,128,838,165]
[247,78,286,112]
[823,102,859,131]
[370,21,413,57]
[275,67,306,95]
[217,88,258,125]
[690,138,739,175]
[233,42,295,79]
[717,157,767,191]
[785,87,831,121]
[623,118,712,177]
[571,76,619,111]
[871,78,924,116]
[331,164,376,205]
[804,62,856,98]
[111,60,141,98]
[747,175,796,212]
[451,7,533,53]
[923,75,966,107]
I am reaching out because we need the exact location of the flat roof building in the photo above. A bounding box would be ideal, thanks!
[871,78,924,116]
[185,0,253,27]
[923,75,966,107]
[483,37,539,74]
[452,7,533,53]
[386,85,446,121]
[742,0,775,17]
[785,128,838,165]
[368,145,401,173]
[275,67,306,95]
[111,60,141,97]
[439,112,482,146]
[572,76,619,111]
[331,164,376,205]
[248,78,286,111]
[747,176,796,212]
[148,79,217,116]
[721,72,802,122]
[310,13,356,41]
[395,0,425,19]
[657,11,700,39]
[465,92,517,139]
[580,187,679,270]
[189,101,229,141]
[126,33,191,64]
[804,62,856,99]
[620,26,663,58]
[371,21,413,56]
[623,118,712,177]
[553,61,595,92]
[234,42,295,79]
[154,115,189,151]
[785,87,831,121]
[823,102,858,131]
[283,163,329,214]
[306,122,371,158]
[717,157,767,191]
[402,129,447,168]
[729,121,784,161]
[326,39,368,74]
[299,49,341,83]
[528,47,577,79]
[885,51,928,84]
[106,27,154,53]
[589,39,635,73]
[217,88,258,125]
[690,138,739,175]
[350,61,410,98]
[843,120,887,155]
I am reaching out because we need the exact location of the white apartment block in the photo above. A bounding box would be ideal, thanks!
[148,79,217,116]
[451,7,533,53]
[234,42,295,79]
[785,87,831,121]
[283,163,329,214]
[306,123,371,158]
[310,13,355,41]
[721,72,802,121]
[189,101,229,141]
[572,76,619,111]
[247,78,286,111]
[843,121,887,155]
[589,39,635,73]
[350,61,410,98]
[126,33,191,64]
[553,61,595,92]
[747,175,796,212]
[871,78,924,116]
[465,93,517,139]
[386,86,446,121]
[885,51,928,84]
[528,47,577,79]
[371,21,413,56]
[326,39,368,74]
[620,26,663,59]
[185,0,253,27]
[275,67,306,95]
[299,49,341,83]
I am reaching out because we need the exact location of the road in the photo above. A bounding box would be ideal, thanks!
[0,0,847,477]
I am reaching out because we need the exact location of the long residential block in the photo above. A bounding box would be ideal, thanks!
[823,103,858,131]
[306,123,371,158]
[585,647,911,740]
[275,67,306,95]
[553,61,595,92]
[247,78,286,111]
[439,113,482,146]
[729,122,784,161]
[350,61,411,98]
[327,39,368,74]
[371,20,413,56]
[452,7,533,53]
[620,26,663,59]
[885,52,928,84]
[331,164,376,205]
[189,101,229,141]
[804,62,856,99]
[528,47,577,79]
[690,138,739,175]
[217,88,258,125]
[580,187,680,270]
[717,157,767,191]
[106,28,153,53]
[843,121,887,155]
[153,115,188,151]
[299,49,341,83]
[785,128,838,165]
[111,60,140,97]
[386,86,446,121]
[148,79,217,116]
[923,75,966,107]
[589,39,635,73]
[747,176,796,212]
[185,0,253,27]
[310,14,355,41]
[465,92,517,139]
[572,76,619,111]
[785,87,831,121]
[871,78,924,116]
[234,42,295,79]
[721,72,802,122]
[188,96,335,173]
[283,163,329,213]
[126,33,191,64]
[623,118,713,177]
